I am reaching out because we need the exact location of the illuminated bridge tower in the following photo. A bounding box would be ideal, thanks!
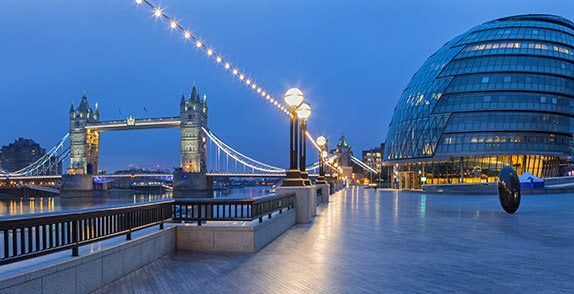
[180,85,207,173]
[174,84,212,193]
[69,93,100,175]
[62,93,99,192]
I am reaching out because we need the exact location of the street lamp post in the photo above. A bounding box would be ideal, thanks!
[296,103,312,186]
[316,136,327,185]
[283,88,305,186]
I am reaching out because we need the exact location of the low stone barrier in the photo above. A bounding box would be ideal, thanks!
[176,208,296,253]
[0,226,175,294]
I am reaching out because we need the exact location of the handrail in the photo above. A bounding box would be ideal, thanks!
[0,200,173,265]
[0,193,296,265]
[172,193,295,224]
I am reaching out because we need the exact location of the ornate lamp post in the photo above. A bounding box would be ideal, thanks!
[296,103,312,186]
[283,88,305,186]
[316,136,328,185]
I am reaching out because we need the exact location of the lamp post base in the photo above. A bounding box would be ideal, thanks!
[316,175,328,185]
[283,169,305,186]
[300,171,312,186]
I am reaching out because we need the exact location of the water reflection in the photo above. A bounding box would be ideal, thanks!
[0,187,270,217]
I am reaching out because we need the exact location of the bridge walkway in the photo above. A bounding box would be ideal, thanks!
[94,187,574,293]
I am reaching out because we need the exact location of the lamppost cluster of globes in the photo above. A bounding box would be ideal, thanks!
[283,88,332,186]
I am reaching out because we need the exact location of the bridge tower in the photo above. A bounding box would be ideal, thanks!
[174,84,211,193]
[69,93,100,175]
[180,84,207,172]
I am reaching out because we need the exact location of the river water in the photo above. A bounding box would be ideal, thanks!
[0,187,272,217]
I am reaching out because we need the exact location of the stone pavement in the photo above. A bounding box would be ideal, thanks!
[94,187,574,293]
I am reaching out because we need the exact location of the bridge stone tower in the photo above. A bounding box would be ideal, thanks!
[69,93,100,175]
[174,84,212,194]
[180,85,207,173]
[62,93,99,192]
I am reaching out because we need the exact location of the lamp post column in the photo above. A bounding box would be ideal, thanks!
[299,120,311,185]
[283,89,304,187]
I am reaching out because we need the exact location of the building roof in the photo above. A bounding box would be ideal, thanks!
[338,134,349,147]
[77,93,91,112]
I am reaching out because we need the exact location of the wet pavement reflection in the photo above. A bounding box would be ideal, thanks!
[96,186,574,293]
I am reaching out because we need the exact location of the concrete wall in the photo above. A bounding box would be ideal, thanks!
[61,174,94,192]
[173,171,213,192]
[316,184,329,203]
[176,208,296,253]
[0,226,175,294]
[276,186,312,224]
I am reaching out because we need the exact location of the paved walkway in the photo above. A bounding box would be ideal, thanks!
[94,187,574,293]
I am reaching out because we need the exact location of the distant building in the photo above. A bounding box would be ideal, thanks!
[362,146,382,172]
[332,134,354,180]
[0,138,53,173]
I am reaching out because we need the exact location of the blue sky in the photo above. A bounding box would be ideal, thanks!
[1,0,573,171]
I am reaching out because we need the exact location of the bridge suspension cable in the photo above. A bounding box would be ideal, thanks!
[350,155,378,174]
[0,133,70,177]
[202,126,285,174]
[133,0,323,153]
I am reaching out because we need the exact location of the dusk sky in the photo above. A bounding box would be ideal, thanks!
[1,0,573,172]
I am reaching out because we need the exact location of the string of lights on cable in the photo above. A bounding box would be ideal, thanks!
[135,0,290,115]
[134,0,323,151]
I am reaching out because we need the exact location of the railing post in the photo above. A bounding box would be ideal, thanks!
[197,205,202,226]
[126,212,132,240]
[72,220,79,257]
[159,206,164,230]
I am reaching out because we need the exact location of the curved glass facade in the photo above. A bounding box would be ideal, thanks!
[384,14,574,188]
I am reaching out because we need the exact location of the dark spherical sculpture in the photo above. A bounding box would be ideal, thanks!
[497,166,521,213]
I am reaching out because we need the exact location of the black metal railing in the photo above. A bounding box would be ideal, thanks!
[0,200,172,265]
[0,193,295,265]
[172,193,295,225]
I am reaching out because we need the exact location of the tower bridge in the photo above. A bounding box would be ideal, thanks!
[68,85,207,178]
[0,87,348,193]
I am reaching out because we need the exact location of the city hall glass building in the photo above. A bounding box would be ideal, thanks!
[383,15,574,189]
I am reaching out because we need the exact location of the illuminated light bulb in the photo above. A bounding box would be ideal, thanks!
[262,92,266,96]
[171,21,176,29]
[239,75,244,80]
[216,57,222,62]
[246,80,251,85]
[233,69,238,75]
[257,88,261,93]
[225,63,230,69]
[207,49,213,55]
[196,41,202,47]
[136,0,142,3]
[251,84,256,89]
[266,95,271,99]
[184,32,190,38]
[154,9,161,17]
